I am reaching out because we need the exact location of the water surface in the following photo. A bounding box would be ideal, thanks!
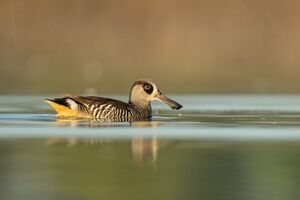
[1,95,300,200]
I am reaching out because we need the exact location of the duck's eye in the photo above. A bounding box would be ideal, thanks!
[143,84,153,94]
[144,84,151,90]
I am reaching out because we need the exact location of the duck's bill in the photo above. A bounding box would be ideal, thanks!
[155,94,183,110]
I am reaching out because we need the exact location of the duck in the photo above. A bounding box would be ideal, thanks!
[45,79,182,121]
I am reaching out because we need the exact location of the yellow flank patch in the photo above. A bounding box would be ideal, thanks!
[45,100,77,118]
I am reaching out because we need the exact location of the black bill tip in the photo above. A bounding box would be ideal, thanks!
[173,103,183,110]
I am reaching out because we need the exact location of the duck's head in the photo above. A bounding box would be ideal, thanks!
[129,79,183,110]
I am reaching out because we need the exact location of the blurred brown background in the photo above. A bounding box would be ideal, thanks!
[0,0,299,94]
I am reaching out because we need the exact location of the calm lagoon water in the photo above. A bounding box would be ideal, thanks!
[1,95,300,200]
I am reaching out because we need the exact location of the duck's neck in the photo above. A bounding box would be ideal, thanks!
[128,99,152,117]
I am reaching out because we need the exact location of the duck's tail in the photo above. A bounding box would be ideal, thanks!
[44,97,78,117]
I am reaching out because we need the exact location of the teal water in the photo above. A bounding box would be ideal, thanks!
[1,95,300,200]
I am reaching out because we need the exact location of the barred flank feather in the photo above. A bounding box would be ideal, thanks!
[45,95,151,121]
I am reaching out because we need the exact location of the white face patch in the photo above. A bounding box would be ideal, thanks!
[66,98,78,110]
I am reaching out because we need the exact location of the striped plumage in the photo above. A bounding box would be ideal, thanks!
[45,79,182,122]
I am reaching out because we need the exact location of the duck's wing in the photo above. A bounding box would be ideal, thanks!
[63,94,130,110]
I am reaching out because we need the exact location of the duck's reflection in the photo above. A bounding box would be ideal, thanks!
[50,118,164,128]
[46,137,160,162]
[131,136,158,162]
[46,118,165,162]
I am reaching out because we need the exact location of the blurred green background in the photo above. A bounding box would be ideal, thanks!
[0,0,300,94]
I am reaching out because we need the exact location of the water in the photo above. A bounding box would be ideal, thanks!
[1,95,300,200]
